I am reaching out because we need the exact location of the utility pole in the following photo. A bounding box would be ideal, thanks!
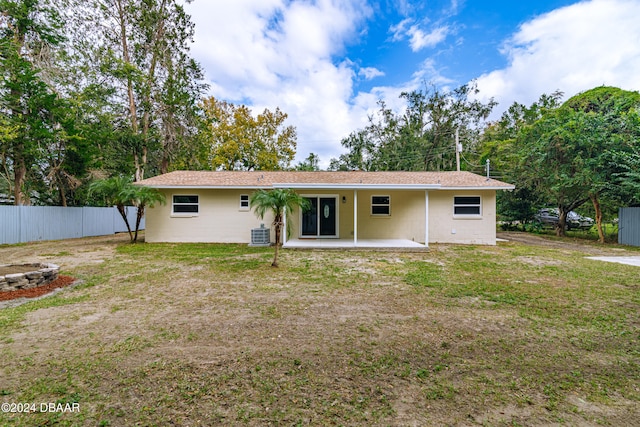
[455,128,461,172]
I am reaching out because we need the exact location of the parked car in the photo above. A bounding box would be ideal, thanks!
[534,208,594,230]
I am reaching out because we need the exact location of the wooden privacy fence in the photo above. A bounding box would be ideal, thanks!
[618,207,640,247]
[0,206,144,245]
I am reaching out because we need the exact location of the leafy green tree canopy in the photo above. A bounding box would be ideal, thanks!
[515,86,640,239]
[202,97,297,171]
[330,82,496,172]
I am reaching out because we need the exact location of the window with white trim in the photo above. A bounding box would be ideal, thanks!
[371,195,390,216]
[453,196,481,216]
[240,194,249,210]
[172,195,199,215]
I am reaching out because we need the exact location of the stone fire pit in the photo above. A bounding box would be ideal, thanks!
[0,263,60,292]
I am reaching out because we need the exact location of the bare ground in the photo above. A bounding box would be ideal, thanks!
[1,233,123,268]
[497,231,632,255]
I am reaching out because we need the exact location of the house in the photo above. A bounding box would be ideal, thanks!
[137,171,515,248]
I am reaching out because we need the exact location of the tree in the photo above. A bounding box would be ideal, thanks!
[70,0,205,181]
[610,107,640,207]
[202,97,297,171]
[478,91,564,226]
[511,87,640,240]
[330,82,496,172]
[295,152,321,171]
[563,87,640,242]
[89,176,164,242]
[249,189,310,267]
[0,0,65,205]
[1,0,205,206]
[516,106,596,236]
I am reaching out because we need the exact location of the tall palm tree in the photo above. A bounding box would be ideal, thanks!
[250,188,310,267]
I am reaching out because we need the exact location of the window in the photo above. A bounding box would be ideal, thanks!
[172,195,199,215]
[454,196,481,216]
[240,194,249,210]
[371,195,390,216]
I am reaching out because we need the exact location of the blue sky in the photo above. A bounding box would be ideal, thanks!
[184,0,640,167]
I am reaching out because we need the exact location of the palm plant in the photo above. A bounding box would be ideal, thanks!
[121,185,166,242]
[250,188,310,267]
[89,176,165,242]
[89,176,135,240]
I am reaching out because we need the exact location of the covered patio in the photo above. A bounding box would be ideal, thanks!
[278,185,436,250]
[283,238,427,250]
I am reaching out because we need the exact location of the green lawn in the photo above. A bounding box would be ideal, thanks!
[0,235,638,426]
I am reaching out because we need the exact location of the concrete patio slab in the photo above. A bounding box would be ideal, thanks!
[283,238,427,250]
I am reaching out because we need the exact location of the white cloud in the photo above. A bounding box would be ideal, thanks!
[184,0,374,166]
[358,67,385,80]
[390,19,449,51]
[407,25,449,51]
[390,18,411,41]
[476,0,640,117]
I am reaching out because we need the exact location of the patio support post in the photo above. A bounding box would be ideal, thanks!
[283,207,287,246]
[424,190,429,248]
[353,189,358,246]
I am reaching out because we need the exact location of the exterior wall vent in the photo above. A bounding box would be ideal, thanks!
[250,225,271,246]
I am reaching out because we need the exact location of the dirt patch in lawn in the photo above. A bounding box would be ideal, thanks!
[0,265,39,275]
[0,233,127,270]
[498,231,634,255]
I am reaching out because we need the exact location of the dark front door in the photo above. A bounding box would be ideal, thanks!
[301,197,336,237]
[319,197,336,236]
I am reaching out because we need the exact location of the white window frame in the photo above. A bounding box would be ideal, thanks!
[172,194,199,217]
[239,194,250,211]
[371,195,391,216]
[453,196,482,217]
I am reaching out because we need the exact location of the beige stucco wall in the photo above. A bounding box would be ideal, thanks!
[353,190,426,241]
[145,189,274,243]
[145,188,498,245]
[428,190,497,245]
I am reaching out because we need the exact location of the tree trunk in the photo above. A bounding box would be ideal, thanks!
[116,0,138,134]
[117,204,134,241]
[116,0,143,182]
[2,156,13,201]
[160,156,170,175]
[13,157,27,206]
[591,194,604,244]
[133,205,144,243]
[59,185,67,207]
[12,148,30,205]
[272,215,282,267]
[556,208,568,237]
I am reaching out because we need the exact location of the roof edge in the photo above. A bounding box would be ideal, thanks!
[444,185,515,191]
[273,183,442,190]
